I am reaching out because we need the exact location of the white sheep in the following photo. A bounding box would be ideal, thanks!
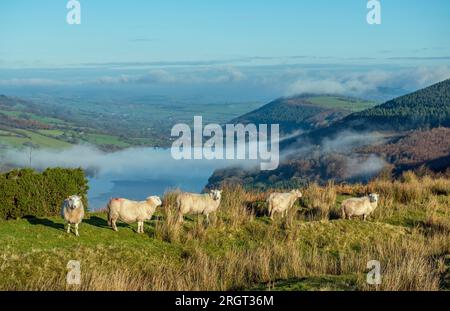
[106,196,162,233]
[341,193,379,221]
[61,195,85,236]
[267,189,302,219]
[176,190,222,223]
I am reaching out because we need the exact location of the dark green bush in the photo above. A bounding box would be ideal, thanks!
[0,168,88,220]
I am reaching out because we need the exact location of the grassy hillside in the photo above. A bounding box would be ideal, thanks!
[230,95,376,134]
[305,96,376,112]
[0,173,448,290]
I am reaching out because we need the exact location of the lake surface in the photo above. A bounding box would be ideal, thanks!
[87,161,220,210]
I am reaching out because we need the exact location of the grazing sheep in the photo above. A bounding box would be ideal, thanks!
[267,189,302,220]
[176,190,222,223]
[341,193,379,221]
[106,196,162,233]
[61,195,85,236]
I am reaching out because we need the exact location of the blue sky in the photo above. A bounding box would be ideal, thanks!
[0,0,449,67]
[0,0,449,103]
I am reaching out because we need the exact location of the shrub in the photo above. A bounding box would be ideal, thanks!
[0,168,88,220]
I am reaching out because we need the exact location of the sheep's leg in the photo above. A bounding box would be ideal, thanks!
[66,223,71,234]
[138,221,144,233]
[75,223,79,237]
[205,214,210,225]
[177,213,184,224]
[112,219,118,232]
[363,214,367,221]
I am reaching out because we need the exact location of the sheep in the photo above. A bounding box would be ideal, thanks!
[106,196,162,233]
[267,189,302,220]
[341,193,379,221]
[176,189,222,223]
[61,195,85,236]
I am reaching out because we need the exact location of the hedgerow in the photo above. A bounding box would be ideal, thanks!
[0,168,88,220]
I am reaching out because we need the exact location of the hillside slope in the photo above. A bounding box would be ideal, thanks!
[230,95,375,134]
[351,78,450,129]
[298,79,450,145]
[208,79,450,189]
[359,127,450,173]
[0,179,448,291]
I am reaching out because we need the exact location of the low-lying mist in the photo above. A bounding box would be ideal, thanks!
[2,145,258,178]
[278,130,388,181]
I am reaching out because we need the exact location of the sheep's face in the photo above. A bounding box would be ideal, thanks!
[67,195,81,210]
[147,196,162,207]
[291,189,303,198]
[369,193,379,203]
[210,190,222,201]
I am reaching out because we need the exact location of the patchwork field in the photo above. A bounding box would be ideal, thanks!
[0,94,264,151]
[0,128,73,149]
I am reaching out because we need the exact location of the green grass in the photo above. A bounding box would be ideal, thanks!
[306,96,376,112]
[0,129,72,149]
[0,129,14,135]
[0,213,184,289]
[81,133,132,148]
[0,109,66,125]
[0,209,444,291]
[37,129,65,137]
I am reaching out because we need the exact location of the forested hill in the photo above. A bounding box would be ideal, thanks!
[281,78,450,147]
[349,78,450,129]
[230,95,376,134]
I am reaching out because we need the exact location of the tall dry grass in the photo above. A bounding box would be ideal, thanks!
[154,190,181,243]
[301,182,337,220]
[216,185,256,228]
[13,229,447,291]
